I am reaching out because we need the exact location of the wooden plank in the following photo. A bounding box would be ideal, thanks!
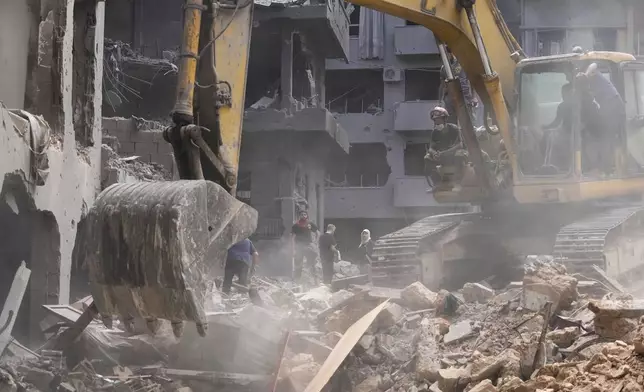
[0,261,31,355]
[304,300,390,392]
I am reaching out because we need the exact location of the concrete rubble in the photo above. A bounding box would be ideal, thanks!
[4,257,644,392]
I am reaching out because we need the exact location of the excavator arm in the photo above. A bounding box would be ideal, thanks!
[348,0,522,189]
[74,0,258,338]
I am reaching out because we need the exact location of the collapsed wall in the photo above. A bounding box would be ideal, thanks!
[0,0,105,346]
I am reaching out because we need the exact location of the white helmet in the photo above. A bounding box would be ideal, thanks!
[430,106,449,120]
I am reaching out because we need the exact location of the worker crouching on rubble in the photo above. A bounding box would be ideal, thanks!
[424,106,468,187]
[291,211,320,283]
[222,238,259,294]
[319,224,340,284]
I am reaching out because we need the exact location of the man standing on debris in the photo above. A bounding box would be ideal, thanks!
[319,224,339,284]
[222,238,259,294]
[291,210,320,282]
[357,229,374,279]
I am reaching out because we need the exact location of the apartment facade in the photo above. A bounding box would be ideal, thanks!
[323,8,467,253]
[323,0,644,254]
[101,0,351,275]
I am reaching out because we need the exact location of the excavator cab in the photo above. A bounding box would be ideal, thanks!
[512,53,644,205]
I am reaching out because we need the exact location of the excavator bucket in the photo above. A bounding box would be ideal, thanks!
[74,180,257,337]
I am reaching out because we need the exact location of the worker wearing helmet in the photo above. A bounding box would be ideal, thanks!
[425,106,467,184]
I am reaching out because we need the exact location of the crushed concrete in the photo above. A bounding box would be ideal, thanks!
[401,282,439,310]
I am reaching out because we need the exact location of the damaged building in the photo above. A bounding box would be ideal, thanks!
[0,0,105,345]
[99,0,351,274]
[323,9,469,252]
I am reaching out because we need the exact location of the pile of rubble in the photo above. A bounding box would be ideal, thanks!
[2,256,644,392]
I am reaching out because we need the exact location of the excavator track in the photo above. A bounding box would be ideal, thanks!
[371,214,467,288]
[553,205,644,281]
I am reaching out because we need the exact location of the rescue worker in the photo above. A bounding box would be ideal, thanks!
[424,106,467,185]
[291,210,320,282]
[576,62,625,174]
[318,224,339,284]
[222,238,259,294]
[439,48,479,125]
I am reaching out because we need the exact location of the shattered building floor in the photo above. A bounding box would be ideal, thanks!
[2,255,644,392]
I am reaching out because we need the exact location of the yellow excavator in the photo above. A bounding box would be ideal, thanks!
[73,0,644,338]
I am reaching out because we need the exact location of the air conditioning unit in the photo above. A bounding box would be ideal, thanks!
[383,67,403,83]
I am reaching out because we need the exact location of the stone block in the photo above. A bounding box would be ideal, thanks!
[377,303,404,329]
[102,117,118,133]
[354,375,381,392]
[469,380,497,392]
[415,318,440,382]
[116,118,136,133]
[462,283,495,303]
[437,368,470,392]
[546,327,581,348]
[401,282,438,310]
[444,320,474,345]
[135,141,158,155]
[593,314,637,340]
[357,334,374,351]
[18,366,54,392]
[119,141,135,154]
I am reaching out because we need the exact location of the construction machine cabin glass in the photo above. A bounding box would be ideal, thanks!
[621,63,644,175]
[517,63,575,177]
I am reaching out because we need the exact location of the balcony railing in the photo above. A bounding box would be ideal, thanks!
[326,174,387,188]
[254,218,285,240]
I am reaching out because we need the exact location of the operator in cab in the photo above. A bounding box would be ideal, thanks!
[576,62,625,174]
[424,106,467,186]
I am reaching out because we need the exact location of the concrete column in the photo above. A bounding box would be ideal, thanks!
[626,2,635,54]
[29,211,61,345]
[280,26,294,111]
[91,0,106,149]
[314,53,326,108]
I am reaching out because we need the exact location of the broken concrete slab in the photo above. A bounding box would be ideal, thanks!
[546,327,581,348]
[437,368,470,392]
[327,290,354,308]
[331,275,369,291]
[353,375,380,392]
[521,283,561,313]
[401,282,438,311]
[0,262,31,354]
[588,300,644,319]
[462,283,495,303]
[415,318,441,382]
[377,303,404,329]
[469,379,497,392]
[593,313,638,340]
[523,259,578,312]
[444,320,475,345]
[357,334,374,352]
[289,334,333,362]
[17,366,54,392]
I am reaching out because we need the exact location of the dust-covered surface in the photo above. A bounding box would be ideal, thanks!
[102,144,171,182]
[3,257,644,392]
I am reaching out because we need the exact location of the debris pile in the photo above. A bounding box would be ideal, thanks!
[3,257,644,392]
